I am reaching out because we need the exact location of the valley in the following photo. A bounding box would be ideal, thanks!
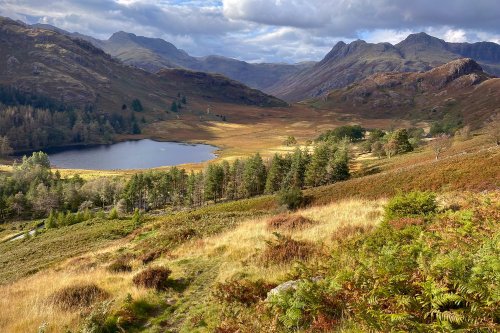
[0,6,499,333]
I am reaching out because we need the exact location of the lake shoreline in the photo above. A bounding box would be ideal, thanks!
[44,139,219,171]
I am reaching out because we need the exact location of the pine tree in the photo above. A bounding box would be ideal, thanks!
[265,154,292,194]
[171,101,178,112]
[132,121,141,134]
[326,141,350,182]
[285,148,307,189]
[0,136,13,156]
[305,142,330,187]
[131,99,143,112]
[243,153,266,197]
[204,164,224,202]
[45,210,57,229]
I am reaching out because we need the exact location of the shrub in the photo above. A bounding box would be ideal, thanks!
[108,207,119,220]
[80,300,115,333]
[262,233,315,265]
[110,296,157,330]
[50,283,109,310]
[385,191,437,220]
[278,187,304,211]
[388,217,425,230]
[107,259,132,273]
[213,278,276,306]
[132,208,142,225]
[267,214,316,231]
[283,135,297,146]
[132,267,171,290]
[139,249,163,265]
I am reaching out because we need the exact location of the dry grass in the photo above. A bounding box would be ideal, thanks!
[0,261,148,333]
[266,213,316,231]
[170,198,385,283]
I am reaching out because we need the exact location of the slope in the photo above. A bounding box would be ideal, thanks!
[269,32,500,102]
[0,17,286,150]
[309,58,500,127]
[31,25,313,91]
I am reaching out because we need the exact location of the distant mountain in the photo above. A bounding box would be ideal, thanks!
[31,25,312,91]
[307,58,500,127]
[268,33,500,102]
[4,17,285,109]
[0,17,286,150]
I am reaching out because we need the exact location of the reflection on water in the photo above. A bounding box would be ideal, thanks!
[44,139,217,170]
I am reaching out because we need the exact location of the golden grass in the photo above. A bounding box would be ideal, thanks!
[0,247,149,333]
[170,198,385,283]
[0,198,385,332]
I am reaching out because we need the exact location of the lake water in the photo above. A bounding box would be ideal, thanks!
[45,139,217,170]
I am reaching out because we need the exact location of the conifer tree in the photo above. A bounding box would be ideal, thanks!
[171,101,178,112]
[285,147,307,189]
[204,164,224,202]
[265,154,285,194]
[305,142,330,187]
[243,153,266,197]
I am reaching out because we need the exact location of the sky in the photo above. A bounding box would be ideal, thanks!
[1,0,499,63]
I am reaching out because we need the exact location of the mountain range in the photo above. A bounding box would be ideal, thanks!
[1,17,285,112]
[31,23,500,103]
[268,33,500,102]
[32,24,313,92]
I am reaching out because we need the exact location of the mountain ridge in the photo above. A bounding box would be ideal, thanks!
[30,23,311,91]
[269,32,500,102]
[308,58,500,127]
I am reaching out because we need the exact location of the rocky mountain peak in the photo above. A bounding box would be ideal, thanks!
[109,31,135,42]
[321,39,369,63]
[429,58,483,79]
[397,32,447,49]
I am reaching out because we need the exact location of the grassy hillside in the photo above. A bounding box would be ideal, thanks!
[0,134,497,332]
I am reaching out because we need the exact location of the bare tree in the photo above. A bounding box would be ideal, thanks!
[484,113,500,146]
[371,141,384,159]
[430,134,452,160]
[384,141,397,159]
[455,125,472,141]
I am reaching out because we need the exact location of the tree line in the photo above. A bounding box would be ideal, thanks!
[0,86,145,151]
[123,139,349,210]
[0,140,350,224]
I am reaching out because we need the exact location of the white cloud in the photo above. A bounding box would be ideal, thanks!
[0,0,499,62]
[443,29,467,43]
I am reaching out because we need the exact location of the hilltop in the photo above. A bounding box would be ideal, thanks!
[308,58,500,127]
[268,33,500,102]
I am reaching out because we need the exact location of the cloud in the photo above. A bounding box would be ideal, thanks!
[222,0,500,36]
[0,0,241,37]
[0,0,499,63]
